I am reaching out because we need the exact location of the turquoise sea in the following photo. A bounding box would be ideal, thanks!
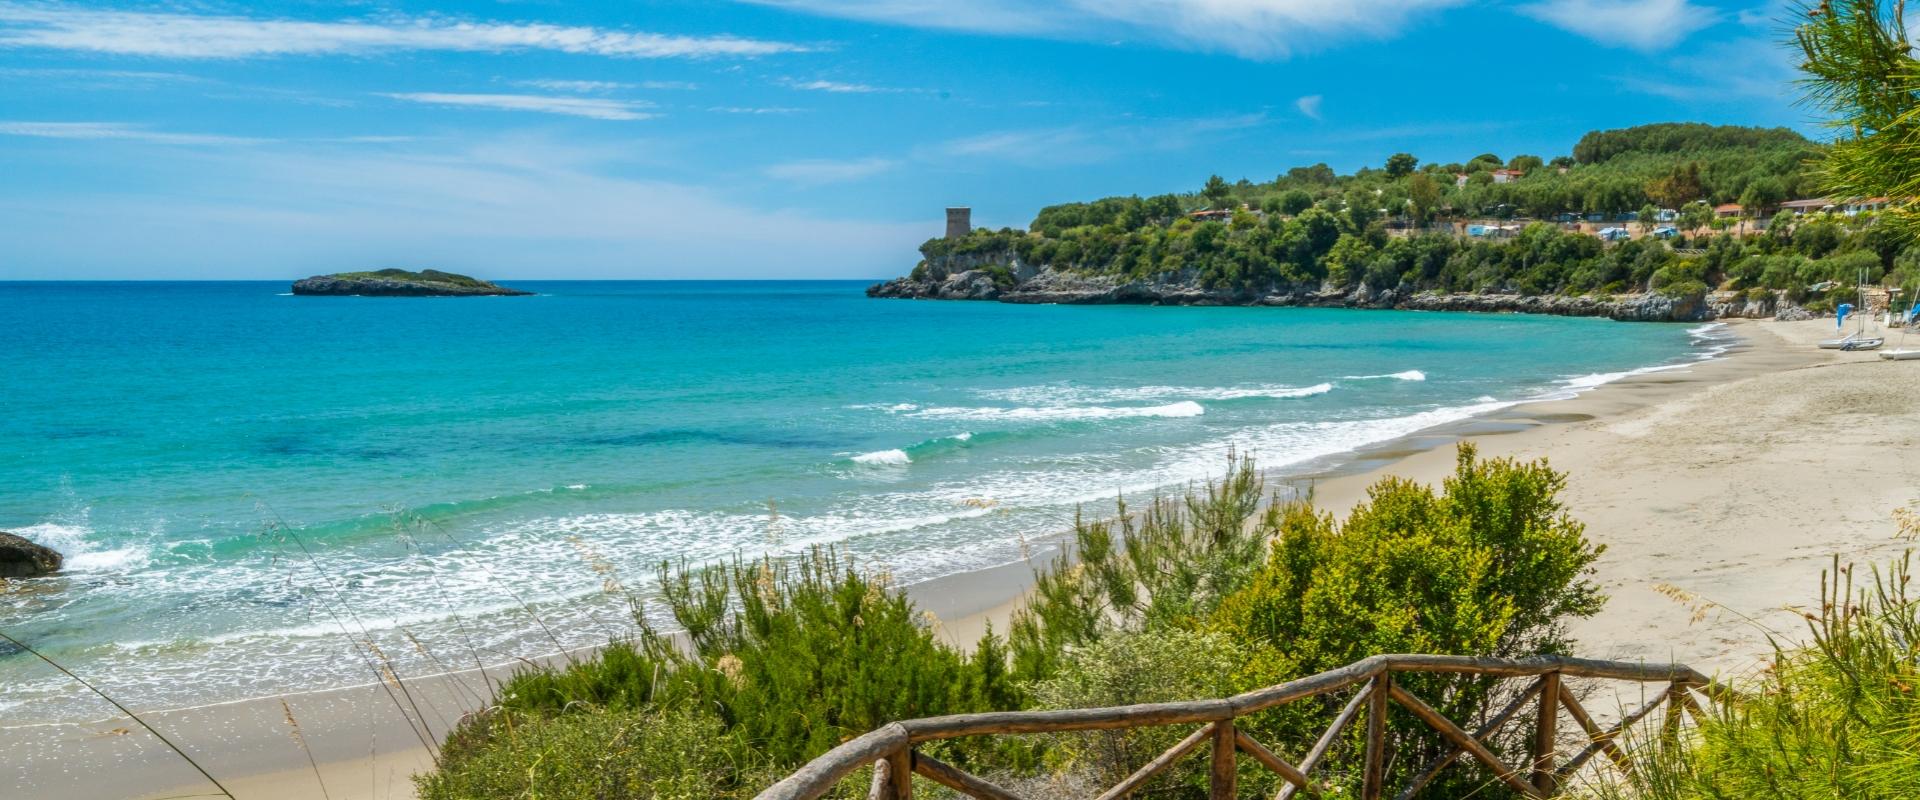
[0,281,1731,722]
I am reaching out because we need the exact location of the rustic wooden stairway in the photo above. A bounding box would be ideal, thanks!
[755,653,1729,800]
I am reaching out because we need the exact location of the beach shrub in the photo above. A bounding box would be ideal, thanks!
[497,548,1014,767]
[1211,444,1604,795]
[1028,630,1247,794]
[417,704,745,800]
[1006,453,1271,690]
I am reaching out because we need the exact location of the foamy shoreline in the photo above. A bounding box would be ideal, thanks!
[17,319,1876,800]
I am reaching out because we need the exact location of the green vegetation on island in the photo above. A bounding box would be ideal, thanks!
[290,268,531,296]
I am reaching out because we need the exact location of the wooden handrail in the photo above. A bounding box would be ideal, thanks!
[753,653,1729,800]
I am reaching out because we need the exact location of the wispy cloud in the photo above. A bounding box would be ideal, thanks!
[1615,34,1798,101]
[926,113,1269,166]
[746,0,1464,59]
[1294,94,1323,120]
[765,156,898,184]
[710,106,807,114]
[783,78,920,94]
[382,93,655,120]
[0,66,204,82]
[0,121,265,145]
[1517,0,1720,51]
[514,79,700,92]
[0,3,810,59]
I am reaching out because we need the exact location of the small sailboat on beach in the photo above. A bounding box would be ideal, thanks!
[1881,292,1920,360]
[1821,273,1884,351]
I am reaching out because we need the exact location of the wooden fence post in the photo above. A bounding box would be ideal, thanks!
[1363,674,1390,800]
[886,749,912,799]
[1532,671,1560,795]
[1210,718,1237,800]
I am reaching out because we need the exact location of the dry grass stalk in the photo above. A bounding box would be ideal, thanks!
[280,699,333,800]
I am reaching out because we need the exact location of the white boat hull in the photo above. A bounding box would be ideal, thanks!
[1842,338,1885,351]
[1881,349,1920,361]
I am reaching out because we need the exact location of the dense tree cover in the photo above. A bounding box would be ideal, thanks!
[933,207,1918,304]
[1572,123,1812,165]
[1035,123,1822,222]
[914,124,1869,299]
[419,449,1604,799]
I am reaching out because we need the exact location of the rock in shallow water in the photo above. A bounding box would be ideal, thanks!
[0,532,62,578]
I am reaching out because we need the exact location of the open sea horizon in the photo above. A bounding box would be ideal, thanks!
[0,280,1731,723]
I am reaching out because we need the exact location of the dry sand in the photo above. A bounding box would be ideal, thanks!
[12,318,1920,799]
[1306,318,1920,676]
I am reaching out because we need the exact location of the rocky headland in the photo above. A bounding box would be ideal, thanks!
[292,269,532,297]
[867,253,1800,323]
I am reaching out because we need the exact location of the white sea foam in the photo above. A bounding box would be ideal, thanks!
[1343,370,1427,381]
[1547,361,1695,397]
[911,400,1205,421]
[852,448,912,466]
[974,383,1329,404]
[12,521,150,574]
[953,432,973,442]
[848,402,919,412]
[565,484,588,491]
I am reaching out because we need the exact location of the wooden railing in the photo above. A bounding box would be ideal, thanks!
[755,653,1729,800]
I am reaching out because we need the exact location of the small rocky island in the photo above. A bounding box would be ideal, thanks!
[292,269,532,297]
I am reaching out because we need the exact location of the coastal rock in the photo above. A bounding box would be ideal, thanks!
[292,269,532,297]
[1774,303,1817,322]
[0,532,62,578]
[871,254,1749,322]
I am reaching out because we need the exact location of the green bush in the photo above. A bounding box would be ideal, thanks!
[500,549,1013,766]
[1211,444,1603,796]
[1007,454,1271,689]
[1028,630,1246,794]
[417,704,745,800]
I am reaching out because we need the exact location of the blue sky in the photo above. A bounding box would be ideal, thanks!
[0,0,1813,279]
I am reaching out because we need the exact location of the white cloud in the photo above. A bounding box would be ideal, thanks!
[1517,0,1720,51]
[0,121,265,145]
[514,79,701,92]
[927,113,1268,166]
[1616,34,1799,100]
[0,3,809,59]
[382,93,655,120]
[746,0,1465,59]
[711,106,807,114]
[0,66,203,82]
[1294,94,1322,120]
[765,156,899,184]
[784,78,918,93]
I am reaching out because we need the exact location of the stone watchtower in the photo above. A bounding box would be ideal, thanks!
[945,207,971,240]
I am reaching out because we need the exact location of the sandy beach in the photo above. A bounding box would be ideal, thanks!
[12,317,1919,799]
